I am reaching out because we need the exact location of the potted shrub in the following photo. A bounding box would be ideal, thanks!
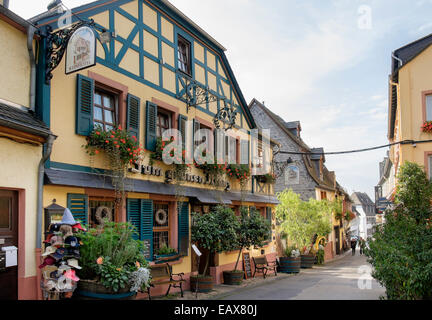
[223,207,270,285]
[279,245,301,273]
[75,221,151,299]
[276,190,332,270]
[154,244,178,260]
[190,206,237,292]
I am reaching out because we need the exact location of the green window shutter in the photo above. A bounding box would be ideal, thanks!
[177,202,189,256]
[266,207,272,240]
[127,94,141,143]
[127,199,141,240]
[240,139,250,165]
[76,74,94,136]
[67,193,88,225]
[145,101,157,151]
[193,119,200,145]
[178,114,187,149]
[141,199,154,261]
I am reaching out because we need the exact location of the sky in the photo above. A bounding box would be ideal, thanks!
[9,0,432,199]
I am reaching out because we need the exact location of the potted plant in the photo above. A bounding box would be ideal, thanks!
[190,206,237,292]
[75,221,151,299]
[279,245,301,273]
[276,190,332,270]
[255,173,276,184]
[154,244,178,260]
[223,207,270,285]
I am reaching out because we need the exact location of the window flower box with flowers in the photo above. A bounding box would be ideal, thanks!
[421,121,432,133]
[149,136,190,182]
[226,164,250,189]
[255,173,276,184]
[83,125,141,202]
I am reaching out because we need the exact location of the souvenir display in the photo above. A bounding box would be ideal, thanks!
[40,208,83,300]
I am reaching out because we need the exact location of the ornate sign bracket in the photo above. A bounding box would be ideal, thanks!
[45,19,97,84]
[176,71,237,130]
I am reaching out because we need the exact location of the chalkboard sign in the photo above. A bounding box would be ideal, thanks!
[242,252,252,279]
[143,239,151,260]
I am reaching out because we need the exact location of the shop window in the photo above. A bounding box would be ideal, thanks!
[89,200,116,228]
[153,203,170,253]
[177,35,191,75]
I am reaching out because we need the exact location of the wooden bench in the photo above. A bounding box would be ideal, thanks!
[252,255,277,279]
[146,263,185,300]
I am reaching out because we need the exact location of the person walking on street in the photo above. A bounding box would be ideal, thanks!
[351,238,357,256]
[359,238,366,255]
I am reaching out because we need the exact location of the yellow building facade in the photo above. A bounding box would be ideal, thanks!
[0,4,54,300]
[33,0,277,296]
[388,35,432,196]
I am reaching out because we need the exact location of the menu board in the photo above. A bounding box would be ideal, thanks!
[242,252,252,279]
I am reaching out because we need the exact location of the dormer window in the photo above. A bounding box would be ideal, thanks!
[177,35,191,75]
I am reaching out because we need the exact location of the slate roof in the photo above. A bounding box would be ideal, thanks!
[0,101,52,137]
[351,192,376,216]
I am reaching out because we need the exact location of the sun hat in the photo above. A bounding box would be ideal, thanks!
[39,256,56,269]
[51,248,66,261]
[72,223,86,231]
[50,235,64,247]
[44,233,54,244]
[42,266,58,279]
[44,280,57,291]
[58,261,71,273]
[64,236,79,248]
[66,248,81,259]
[67,258,82,270]
[59,224,73,238]
[64,269,80,282]
[42,246,57,257]
[60,208,76,225]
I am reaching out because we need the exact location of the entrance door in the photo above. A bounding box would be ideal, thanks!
[334,226,341,255]
[0,190,18,300]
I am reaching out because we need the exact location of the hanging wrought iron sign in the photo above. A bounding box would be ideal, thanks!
[213,100,238,131]
[65,25,96,74]
[45,20,97,84]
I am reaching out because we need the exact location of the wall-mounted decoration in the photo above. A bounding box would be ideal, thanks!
[285,165,299,185]
[65,26,96,75]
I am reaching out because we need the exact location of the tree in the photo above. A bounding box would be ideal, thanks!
[232,207,270,271]
[191,206,237,276]
[365,161,432,300]
[276,189,332,251]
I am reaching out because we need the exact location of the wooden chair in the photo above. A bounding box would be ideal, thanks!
[146,263,185,300]
[252,255,277,279]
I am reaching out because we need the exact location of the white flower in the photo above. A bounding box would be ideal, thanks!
[129,267,150,292]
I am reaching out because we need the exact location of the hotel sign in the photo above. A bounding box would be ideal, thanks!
[65,26,96,74]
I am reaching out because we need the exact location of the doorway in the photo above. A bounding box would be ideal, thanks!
[0,190,18,300]
[334,226,341,255]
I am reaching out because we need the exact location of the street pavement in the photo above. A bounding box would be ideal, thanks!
[218,251,386,300]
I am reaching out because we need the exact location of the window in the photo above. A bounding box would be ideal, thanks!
[156,109,172,138]
[153,203,170,254]
[93,89,116,131]
[177,35,191,75]
[428,155,432,180]
[320,191,327,200]
[225,135,237,164]
[89,200,116,229]
[426,95,432,121]
[194,122,213,153]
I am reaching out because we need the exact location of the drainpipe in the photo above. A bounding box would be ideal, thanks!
[36,135,55,249]
[27,24,37,113]
[3,0,9,9]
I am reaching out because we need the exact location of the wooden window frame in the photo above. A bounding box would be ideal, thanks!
[153,202,170,253]
[422,90,432,123]
[156,108,172,138]
[177,35,191,76]
[93,89,117,132]
[424,151,432,180]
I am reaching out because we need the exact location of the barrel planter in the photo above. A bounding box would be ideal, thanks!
[279,256,301,273]
[223,270,244,285]
[300,254,315,269]
[75,279,136,300]
[189,275,214,293]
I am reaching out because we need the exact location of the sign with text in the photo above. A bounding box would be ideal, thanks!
[242,252,252,279]
[65,26,96,74]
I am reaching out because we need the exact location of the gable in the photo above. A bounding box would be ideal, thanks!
[35,0,255,131]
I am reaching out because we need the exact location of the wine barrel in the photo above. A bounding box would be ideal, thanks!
[223,271,244,285]
[75,279,136,300]
[300,254,315,268]
[279,257,301,273]
[189,275,213,293]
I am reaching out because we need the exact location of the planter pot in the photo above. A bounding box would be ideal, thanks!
[279,256,301,273]
[189,275,214,293]
[75,279,136,300]
[300,254,315,269]
[223,270,244,285]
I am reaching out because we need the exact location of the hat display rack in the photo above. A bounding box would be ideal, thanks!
[39,208,86,300]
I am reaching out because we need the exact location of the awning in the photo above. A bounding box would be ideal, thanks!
[44,168,277,205]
